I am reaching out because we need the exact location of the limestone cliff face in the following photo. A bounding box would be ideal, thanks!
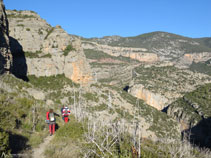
[42,25,71,54]
[183,52,211,63]
[63,46,93,84]
[175,52,211,68]
[0,1,12,73]
[27,46,93,85]
[7,10,93,84]
[130,84,168,110]
[7,10,71,54]
[7,10,51,52]
[82,42,159,63]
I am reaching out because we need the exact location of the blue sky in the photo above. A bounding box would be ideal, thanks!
[4,0,211,38]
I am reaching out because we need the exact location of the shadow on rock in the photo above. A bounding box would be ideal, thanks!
[9,37,28,81]
[182,117,211,149]
[0,53,5,74]
[9,132,30,154]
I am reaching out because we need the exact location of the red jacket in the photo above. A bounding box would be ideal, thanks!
[46,112,50,120]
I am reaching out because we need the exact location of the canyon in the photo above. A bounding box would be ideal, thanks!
[0,4,211,155]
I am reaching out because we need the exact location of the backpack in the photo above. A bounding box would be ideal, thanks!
[49,112,55,122]
[61,107,64,114]
[64,108,68,114]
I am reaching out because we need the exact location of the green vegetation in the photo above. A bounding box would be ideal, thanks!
[0,76,48,155]
[195,37,211,49]
[168,83,211,126]
[88,103,108,112]
[40,53,52,58]
[121,90,179,138]
[44,27,54,40]
[84,32,211,54]
[7,13,36,19]
[84,49,137,63]
[0,73,210,157]
[82,92,99,102]
[63,44,75,56]
[24,51,52,58]
[84,49,114,60]
[101,84,180,139]
[28,74,79,106]
[44,115,85,158]
[133,65,209,95]
[190,60,211,75]
[24,51,42,58]
[38,28,43,35]
[0,128,10,156]
[17,24,24,27]
[26,28,30,31]
[28,74,79,91]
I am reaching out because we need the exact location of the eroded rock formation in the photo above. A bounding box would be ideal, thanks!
[183,52,211,63]
[82,42,159,63]
[7,10,93,84]
[130,84,168,110]
[0,0,12,74]
[26,41,92,85]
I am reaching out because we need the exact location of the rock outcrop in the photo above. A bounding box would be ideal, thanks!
[0,0,12,74]
[82,42,159,63]
[130,84,169,110]
[166,83,211,148]
[26,47,93,85]
[183,52,211,63]
[7,10,71,54]
[7,10,93,84]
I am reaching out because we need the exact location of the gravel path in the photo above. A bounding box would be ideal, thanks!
[32,135,54,158]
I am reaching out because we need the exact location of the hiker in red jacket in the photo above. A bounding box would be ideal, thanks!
[46,109,59,136]
[61,106,71,123]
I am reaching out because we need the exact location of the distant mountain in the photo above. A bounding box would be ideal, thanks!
[83,32,211,58]
[85,32,211,51]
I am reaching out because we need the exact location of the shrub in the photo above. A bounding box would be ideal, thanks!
[44,27,54,40]
[0,128,10,156]
[40,53,52,58]
[63,44,75,56]
[24,51,42,58]
[17,24,24,27]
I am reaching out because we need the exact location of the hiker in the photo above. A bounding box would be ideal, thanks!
[61,105,64,116]
[61,105,65,120]
[46,109,59,136]
[61,106,71,123]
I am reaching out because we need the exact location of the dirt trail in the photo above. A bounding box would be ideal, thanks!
[32,135,54,158]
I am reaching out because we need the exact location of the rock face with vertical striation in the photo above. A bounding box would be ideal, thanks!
[82,41,159,63]
[7,9,93,84]
[130,84,168,110]
[0,0,12,74]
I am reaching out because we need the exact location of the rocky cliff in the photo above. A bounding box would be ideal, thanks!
[183,52,211,63]
[7,10,93,84]
[82,41,159,63]
[128,65,211,110]
[130,84,168,110]
[166,83,211,147]
[0,1,12,74]
[83,32,211,66]
[26,40,93,84]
